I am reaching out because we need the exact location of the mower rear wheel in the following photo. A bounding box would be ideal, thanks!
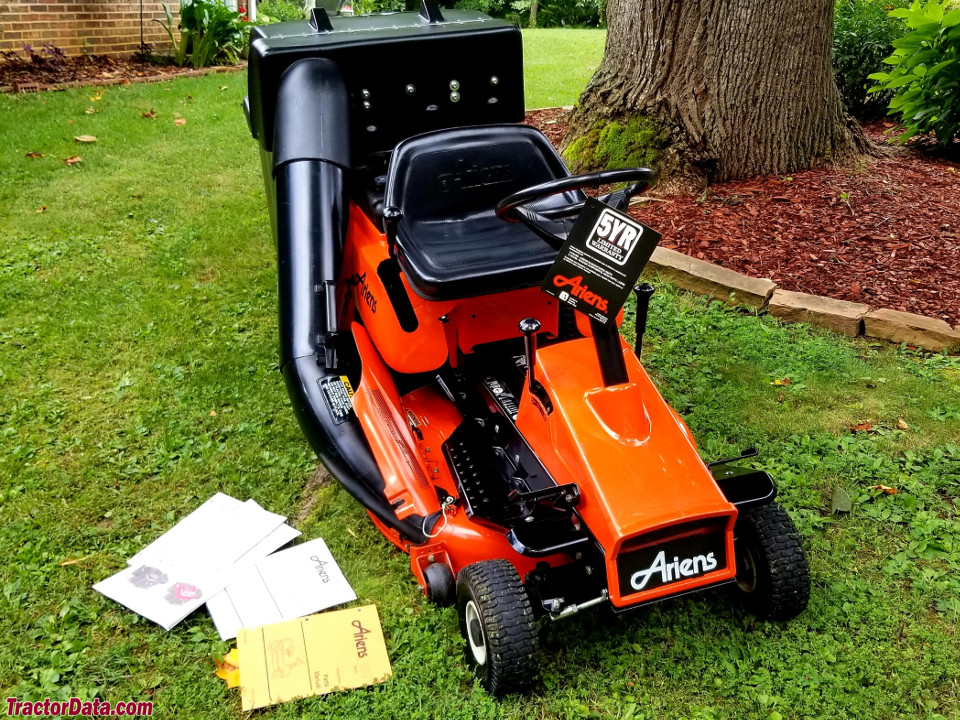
[732,502,811,621]
[423,562,455,606]
[456,559,540,696]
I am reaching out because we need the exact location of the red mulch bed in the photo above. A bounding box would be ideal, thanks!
[525,109,960,328]
[0,55,240,90]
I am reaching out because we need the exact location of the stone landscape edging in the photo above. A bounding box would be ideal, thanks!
[646,246,960,353]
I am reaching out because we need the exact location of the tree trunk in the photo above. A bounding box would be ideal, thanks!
[529,0,539,29]
[564,0,876,190]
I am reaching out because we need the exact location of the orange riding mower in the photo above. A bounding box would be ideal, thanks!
[245,2,809,695]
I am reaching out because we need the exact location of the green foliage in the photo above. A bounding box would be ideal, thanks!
[349,0,408,14]
[158,0,248,68]
[535,0,606,27]
[833,0,909,119]
[564,116,667,172]
[452,0,511,16]
[256,0,306,23]
[868,0,960,145]
[453,0,605,27]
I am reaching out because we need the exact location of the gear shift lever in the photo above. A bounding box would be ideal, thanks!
[518,317,541,393]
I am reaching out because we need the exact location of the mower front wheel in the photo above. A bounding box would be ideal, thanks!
[423,562,455,606]
[456,559,540,696]
[732,501,811,621]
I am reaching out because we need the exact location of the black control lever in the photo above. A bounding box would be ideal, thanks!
[519,317,541,393]
[632,283,655,355]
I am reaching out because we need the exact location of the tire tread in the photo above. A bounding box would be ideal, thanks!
[457,559,540,696]
[736,502,811,621]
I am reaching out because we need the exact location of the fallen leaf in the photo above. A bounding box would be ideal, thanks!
[142,109,157,119]
[174,117,187,126]
[218,85,228,91]
[897,417,910,431]
[84,106,97,114]
[771,377,792,386]
[67,119,74,124]
[777,390,785,403]
[870,484,898,495]
[831,487,852,514]
[186,95,193,100]
[89,94,103,101]
[25,152,45,159]
[36,206,46,214]
[850,421,872,433]
[214,648,240,688]
[59,556,89,566]
[74,135,97,143]
[63,156,82,166]
[209,410,217,416]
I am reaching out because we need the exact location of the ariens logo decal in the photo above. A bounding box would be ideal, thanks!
[586,208,645,266]
[553,274,609,312]
[347,272,377,313]
[630,550,718,591]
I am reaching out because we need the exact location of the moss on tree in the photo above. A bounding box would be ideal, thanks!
[563,116,668,173]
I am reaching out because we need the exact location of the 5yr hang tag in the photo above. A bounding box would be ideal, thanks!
[540,198,662,325]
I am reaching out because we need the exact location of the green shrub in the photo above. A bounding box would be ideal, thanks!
[453,0,604,27]
[348,0,408,13]
[257,0,305,23]
[452,0,509,13]
[868,0,960,145]
[535,0,605,27]
[158,0,248,67]
[833,0,909,119]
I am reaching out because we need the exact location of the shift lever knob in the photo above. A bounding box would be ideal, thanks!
[518,317,541,335]
[518,318,540,391]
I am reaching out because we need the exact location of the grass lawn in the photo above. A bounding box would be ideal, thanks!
[522,29,605,109]
[1,55,959,720]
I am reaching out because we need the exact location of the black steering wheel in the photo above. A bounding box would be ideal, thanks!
[495,168,656,249]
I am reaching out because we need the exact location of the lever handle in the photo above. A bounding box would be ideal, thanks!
[518,317,541,392]
[633,283,655,355]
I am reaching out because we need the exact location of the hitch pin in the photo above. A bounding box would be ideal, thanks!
[550,590,609,621]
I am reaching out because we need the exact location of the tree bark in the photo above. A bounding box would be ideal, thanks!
[565,0,876,190]
[529,0,538,28]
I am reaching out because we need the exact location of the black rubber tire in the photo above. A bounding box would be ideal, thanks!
[423,562,455,607]
[456,559,540,696]
[733,502,811,621]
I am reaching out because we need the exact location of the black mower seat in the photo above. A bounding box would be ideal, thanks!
[383,125,581,300]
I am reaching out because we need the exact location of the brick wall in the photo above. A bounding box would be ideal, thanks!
[0,1,181,57]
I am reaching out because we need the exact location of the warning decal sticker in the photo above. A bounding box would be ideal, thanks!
[319,376,355,425]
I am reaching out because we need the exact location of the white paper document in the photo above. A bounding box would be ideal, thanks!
[128,493,286,568]
[95,493,293,630]
[94,559,226,631]
[204,522,302,640]
[205,538,356,640]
